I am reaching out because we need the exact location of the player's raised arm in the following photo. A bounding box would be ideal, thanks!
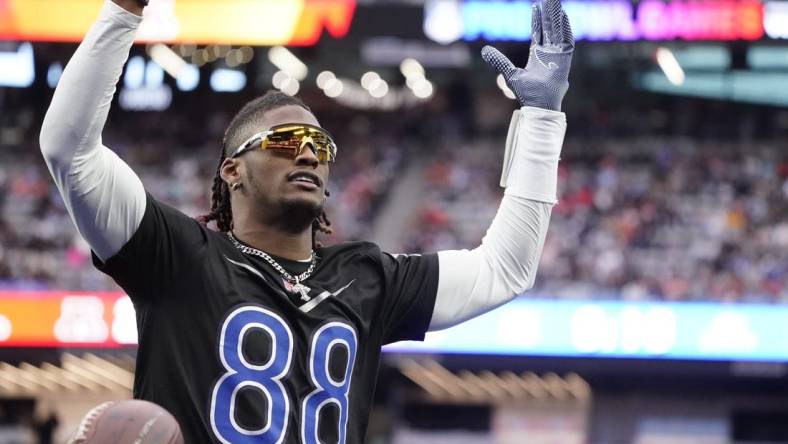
[429,0,574,330]
[39,0,147,262]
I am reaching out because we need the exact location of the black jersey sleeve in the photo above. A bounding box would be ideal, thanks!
[92,192,208,301]
[377,251,439,344]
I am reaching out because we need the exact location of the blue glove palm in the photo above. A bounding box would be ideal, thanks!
[482,0,575,111]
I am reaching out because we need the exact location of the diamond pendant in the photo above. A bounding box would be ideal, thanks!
[294,283,311,301]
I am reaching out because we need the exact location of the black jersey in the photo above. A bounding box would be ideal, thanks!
[93,194,439,443]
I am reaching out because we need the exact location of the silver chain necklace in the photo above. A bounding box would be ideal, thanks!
[226,232,316,301]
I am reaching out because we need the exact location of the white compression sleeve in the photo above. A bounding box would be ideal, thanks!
[39,1,146,262]
[430,107,565,331]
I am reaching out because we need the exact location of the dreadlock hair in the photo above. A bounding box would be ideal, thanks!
[197,90,333,247]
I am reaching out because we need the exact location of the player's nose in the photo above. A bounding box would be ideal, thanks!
[295,142,319,169]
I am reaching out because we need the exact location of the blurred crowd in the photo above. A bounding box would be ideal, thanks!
[0,107,406,291]
[1,88,786,303]
[404,136,788,303]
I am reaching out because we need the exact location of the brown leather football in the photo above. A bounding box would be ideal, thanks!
[69,400,184,444]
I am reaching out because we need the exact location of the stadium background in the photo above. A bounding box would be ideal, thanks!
[1,0,788,442]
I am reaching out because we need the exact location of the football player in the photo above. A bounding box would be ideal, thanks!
[39,0,574,442]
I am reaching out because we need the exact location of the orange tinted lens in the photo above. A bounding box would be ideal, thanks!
[264,128,336,162]
[315,149,332,163]
[262,137,301,155]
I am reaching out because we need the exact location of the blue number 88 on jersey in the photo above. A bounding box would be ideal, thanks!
[210,306,358,444]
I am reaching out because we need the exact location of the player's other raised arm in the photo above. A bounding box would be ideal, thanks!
[429,0,574,330]
[39,0,147,262]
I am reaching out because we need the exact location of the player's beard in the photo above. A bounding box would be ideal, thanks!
[246,167,324,234]
[278,196,323,234]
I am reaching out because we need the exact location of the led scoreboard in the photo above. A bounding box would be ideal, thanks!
[424,0,788,42]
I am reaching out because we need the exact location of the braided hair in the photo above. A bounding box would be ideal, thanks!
[197,90,332,246]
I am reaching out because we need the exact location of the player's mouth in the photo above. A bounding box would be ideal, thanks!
[287,170,322,191]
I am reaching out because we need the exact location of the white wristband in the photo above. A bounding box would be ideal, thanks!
[500,106,566,204]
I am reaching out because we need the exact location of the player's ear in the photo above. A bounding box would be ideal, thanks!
[219,157,242,187]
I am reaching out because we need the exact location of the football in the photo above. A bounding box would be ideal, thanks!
[69,400,184,444]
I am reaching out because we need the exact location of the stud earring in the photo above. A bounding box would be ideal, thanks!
[231,183,242,191]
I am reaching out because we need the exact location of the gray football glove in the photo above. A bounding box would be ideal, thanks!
[482,0,574,111]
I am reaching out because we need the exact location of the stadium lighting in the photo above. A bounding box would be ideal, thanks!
[366,77,385,93]
[402,60,426,90]
[272,70,289,89]
[324,78,344,98]
[124,56,146,89]
[148,44,189,79]
[238,46,255,64]
[47,63,63,88]
[399,58,425,79]
[405,76,422,89]
[423,0,464,45]
[272,69,300,95]
[204,46,219,63]
[178,44,197,57]
[191,49,208,67]
[210,68,247,92]
[765,2,788,39]
[145,62,165,87]
[176,64,200,92]
[360,71,381,90]
[369,80,389,98]
[280,77,300,96]
[656,47,685,86]
[316,71,336,89]
[215,45,231,58]
[400,57,435,100]
[0,42,34,88]
[268,46,308,81]
[412,78,434,99]
[225,50,241,68]
[120,57,173,111]
[496,74,516,100]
